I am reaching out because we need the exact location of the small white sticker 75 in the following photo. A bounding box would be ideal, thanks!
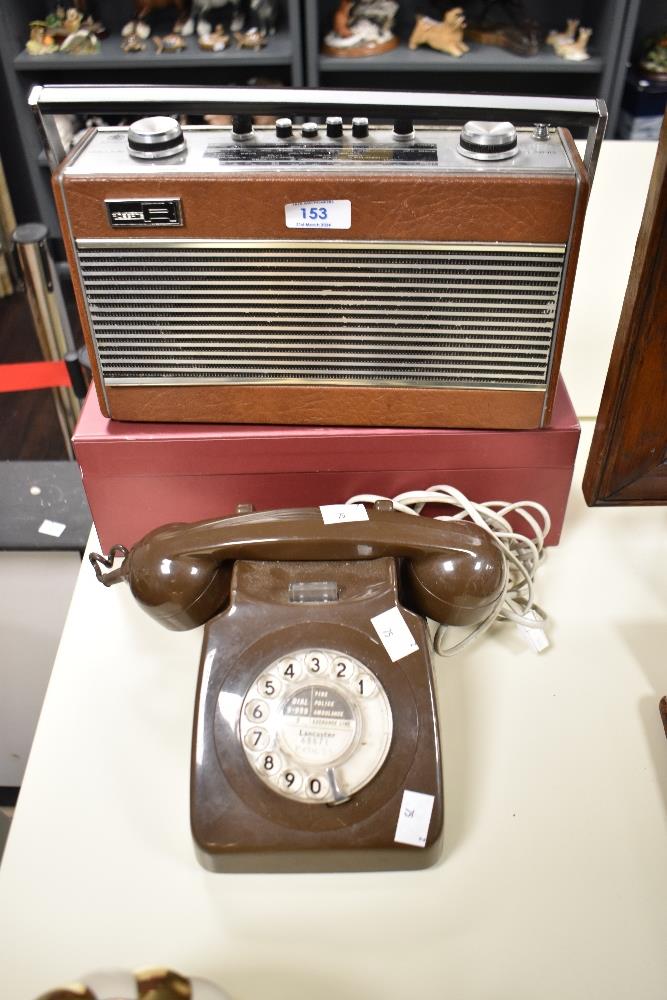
[394,790,435,847]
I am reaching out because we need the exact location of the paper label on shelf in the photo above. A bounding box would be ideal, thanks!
[38,519,66,538]
[320,503,369,524]
[285,199,351,229]
[371,607,419,662]
[394,790,435,848]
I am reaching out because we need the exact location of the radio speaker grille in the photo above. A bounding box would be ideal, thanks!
[75,239,566,389]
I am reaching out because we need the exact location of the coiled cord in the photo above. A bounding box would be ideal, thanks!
[346,485,550,656]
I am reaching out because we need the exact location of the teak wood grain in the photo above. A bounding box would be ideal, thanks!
[583,113,667,505]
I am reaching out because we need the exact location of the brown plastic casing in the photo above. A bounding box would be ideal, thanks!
[191,557,443,872]
[89,504,503,872]
[54,128,588,430]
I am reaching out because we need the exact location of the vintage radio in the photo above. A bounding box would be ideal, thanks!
[34,86,606,429]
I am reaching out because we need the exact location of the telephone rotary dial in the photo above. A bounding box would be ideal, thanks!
[92,502,504,872]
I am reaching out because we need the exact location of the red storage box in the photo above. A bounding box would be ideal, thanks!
[73,377,579,551]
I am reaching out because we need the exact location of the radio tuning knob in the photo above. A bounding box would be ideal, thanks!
[326,116,343,139]
[127,116,185,160]
[232,115,254,142]
[275,117,293,139]
[302,122,319,139]
[352,117,369,139]
[458,121,518,161]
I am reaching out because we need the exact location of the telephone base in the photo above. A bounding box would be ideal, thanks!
[190,557,444,874]
[192,837,443,874]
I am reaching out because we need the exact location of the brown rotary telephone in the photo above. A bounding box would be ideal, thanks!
[91,503,504,872]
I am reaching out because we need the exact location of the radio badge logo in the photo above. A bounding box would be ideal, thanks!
[106,198,182,228]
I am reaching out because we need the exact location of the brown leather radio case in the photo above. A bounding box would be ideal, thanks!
[45,87,604,430]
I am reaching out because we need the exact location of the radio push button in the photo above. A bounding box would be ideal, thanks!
[232,115,254,141]
[352,117,369,139]
[326,116,343,139]
[275,117,293,139]
[458,121,518,161]
[393,119,415,141]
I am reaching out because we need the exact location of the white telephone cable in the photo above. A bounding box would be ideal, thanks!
[345,485,550,656]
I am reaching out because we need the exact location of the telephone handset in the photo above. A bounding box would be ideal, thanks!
[92,503,504,872]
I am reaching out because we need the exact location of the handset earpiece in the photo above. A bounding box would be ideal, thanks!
[92,523,233,631]
[402,526,506,627]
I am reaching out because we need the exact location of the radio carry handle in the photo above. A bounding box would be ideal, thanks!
[29,84,606,182]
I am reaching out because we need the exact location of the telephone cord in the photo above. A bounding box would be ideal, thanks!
[345,485,550,656]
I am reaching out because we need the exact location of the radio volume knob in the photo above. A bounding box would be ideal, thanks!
[458,121,518,161]
[127,116,185,160]
[302,122,319,139]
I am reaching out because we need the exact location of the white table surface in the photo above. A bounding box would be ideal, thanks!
[0,140,665,1000]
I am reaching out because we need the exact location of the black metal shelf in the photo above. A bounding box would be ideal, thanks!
[319,44,604,74]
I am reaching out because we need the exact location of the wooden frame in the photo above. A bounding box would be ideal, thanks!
[583,112,667,506]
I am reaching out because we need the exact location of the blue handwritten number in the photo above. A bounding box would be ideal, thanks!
[300,205,328,222]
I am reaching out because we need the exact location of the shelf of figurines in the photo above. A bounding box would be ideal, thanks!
[15,1,293,71]
[317,5,602,77]
[319,42,603,74]
[14,28,293,71]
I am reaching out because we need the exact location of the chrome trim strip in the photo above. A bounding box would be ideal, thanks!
[83,281,561,293]
[90,308,556,320]
[77,238,566,253]
[99,349,550,363]
[105,375,547,386]
[95,334,551,346]
[583,99,607,183]
[540,129,583,423]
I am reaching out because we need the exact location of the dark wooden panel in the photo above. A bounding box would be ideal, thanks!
[583,113,667,506]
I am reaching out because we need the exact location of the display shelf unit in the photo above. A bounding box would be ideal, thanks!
[0,0,303,246]
[13,30,296,73]
[306,0,640,135]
